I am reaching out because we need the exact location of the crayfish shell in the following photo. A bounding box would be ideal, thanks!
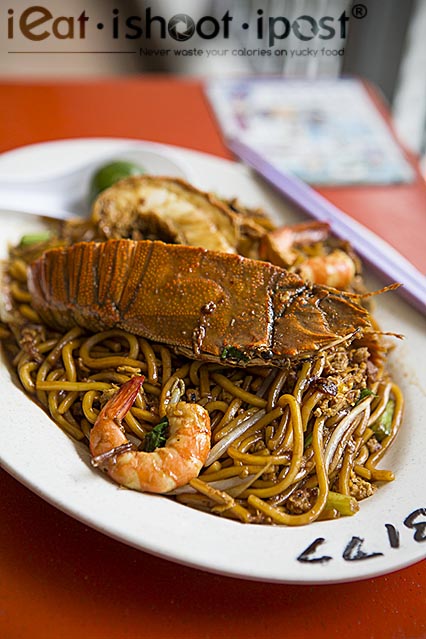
[28,240,373,366]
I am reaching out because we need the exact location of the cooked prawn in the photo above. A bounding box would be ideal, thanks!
[90,375,211,493]
[259,222,356,289]
[259,221,330,267]
[296,249,356,289]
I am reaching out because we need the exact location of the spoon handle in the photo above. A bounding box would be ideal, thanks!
[0,185,80,219]
[0,206,73,220]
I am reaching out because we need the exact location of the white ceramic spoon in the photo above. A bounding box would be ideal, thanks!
[0,147,190,220]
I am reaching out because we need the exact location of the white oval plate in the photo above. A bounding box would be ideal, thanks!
[0,138,425,584]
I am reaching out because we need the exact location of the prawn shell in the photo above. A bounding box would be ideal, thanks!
[90,376,211,494]
[112,401,211,493]
[28,239,372,365]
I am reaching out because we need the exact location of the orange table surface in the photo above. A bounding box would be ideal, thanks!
[0,77,425,639]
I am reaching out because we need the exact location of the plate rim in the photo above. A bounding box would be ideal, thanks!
[1,136,425,584]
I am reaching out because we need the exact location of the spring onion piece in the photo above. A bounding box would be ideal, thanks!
[357,388,378,404]
[370,399,395,442]
[220,345,249,363]
[304,430,313,450]
[325,491,359,516]
[19,231,52,246]
[142,417,169,452]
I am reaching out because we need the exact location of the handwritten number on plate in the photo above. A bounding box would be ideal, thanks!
[342,536,383,561]
[297,508,426,567]
[404,508,426,542]
[385,523,400,548]
[297,537,332,563]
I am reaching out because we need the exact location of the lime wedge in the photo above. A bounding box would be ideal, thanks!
[89,160,145,202]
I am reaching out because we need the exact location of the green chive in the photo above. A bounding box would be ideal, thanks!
[142,417,169,452]
[19,232,52,246]
[326,491,359,516]
[371,399,395,442]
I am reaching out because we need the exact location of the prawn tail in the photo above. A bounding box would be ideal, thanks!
[104,375,145,421]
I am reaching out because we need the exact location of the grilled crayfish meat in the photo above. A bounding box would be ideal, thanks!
[28,240,373,366]
[92,175,248,253]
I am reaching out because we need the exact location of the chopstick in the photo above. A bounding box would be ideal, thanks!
[229,139,426,316]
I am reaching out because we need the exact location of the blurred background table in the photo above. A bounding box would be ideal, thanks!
[0,77,425,639]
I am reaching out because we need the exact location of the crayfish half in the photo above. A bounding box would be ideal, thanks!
[28,239,373,366]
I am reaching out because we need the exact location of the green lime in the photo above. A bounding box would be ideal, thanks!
[89,160,145,203]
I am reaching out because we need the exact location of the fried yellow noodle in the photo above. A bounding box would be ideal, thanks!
[0,187,403,526]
